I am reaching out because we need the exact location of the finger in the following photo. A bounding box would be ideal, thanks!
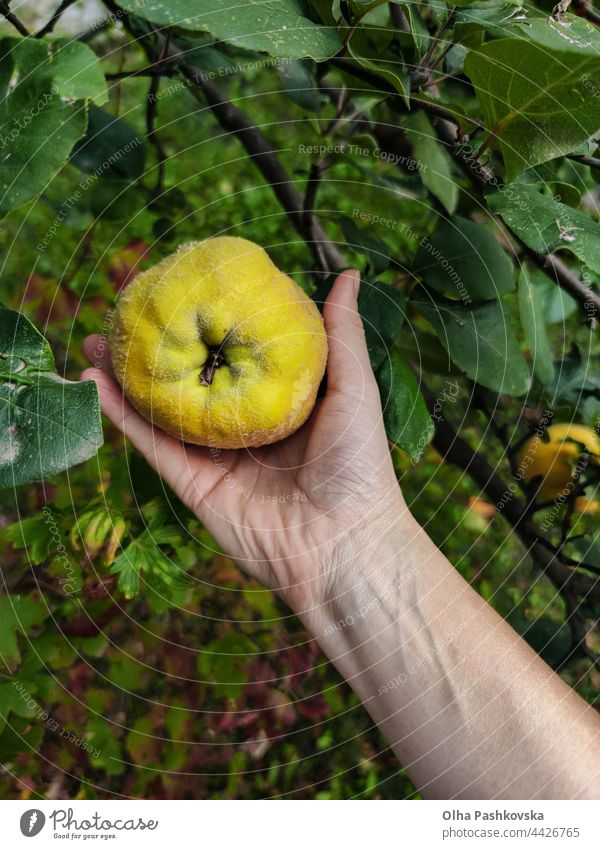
[322,269,377,395]
[83,334,115,377]
[80,366,222,508]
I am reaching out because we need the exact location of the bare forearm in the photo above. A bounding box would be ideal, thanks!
[304,518,600,799]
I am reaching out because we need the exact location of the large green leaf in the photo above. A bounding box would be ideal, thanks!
[0,37,106,217]
[358,278,407,370]
[487,183,600,273]
[377,350,434,458]
[413,216,514,301]
[404,111,458,214]
[347,34,410,107]
[0,596,48,671]
[517,265,554,385]
[70,105,145,181]
[464,16,600,180]
[340,215,391,275]
[454,0,532,38]
[119,0,342,60]
[0,306,103,489]
[413,293,531,395]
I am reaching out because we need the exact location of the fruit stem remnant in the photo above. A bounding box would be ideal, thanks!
[200,349,226,387]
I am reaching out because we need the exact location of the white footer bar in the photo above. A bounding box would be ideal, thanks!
[0,800,598,848]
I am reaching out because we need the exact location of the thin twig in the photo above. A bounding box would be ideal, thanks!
[303,163,328,274]
[35,0,79,38]
[106,67,174,80]
[0,0,31,36]
[146,74,166,197]
[567,153,600,170]
[420,6,457,69]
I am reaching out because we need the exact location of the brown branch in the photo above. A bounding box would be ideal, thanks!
[0,0,31,36]
[179,63,345,274]
[572,0,600,24]
[103,0,345,274]
[427,119,600,319]
[568,152,600,170]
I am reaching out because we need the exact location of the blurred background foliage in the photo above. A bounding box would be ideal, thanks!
[0,0,599,799]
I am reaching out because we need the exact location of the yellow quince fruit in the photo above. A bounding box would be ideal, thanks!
[110,237,328,448]
[519,423,600,500]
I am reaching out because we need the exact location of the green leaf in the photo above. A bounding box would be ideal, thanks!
[87,719,125,775]
[465,17,600,180]
[0,306,103,489]
[517,266,555,385]
[6,515,54,565]
[0,37,107,216]
[119,0,342,60]
[348,37,410,108]
[487,183,600,273]
[0,596,48,671]
[413,293,531,395]
[110,521,188,600]
[44,39,107,105]
[340,215,391,275]
[413,216,514,301]
[404,111,458,214]
[278,60,321,112]
[454,0,530,38]
[70,105,145,181]
[546,354,600,405]
[0,682,37,733]
[198,632,256,699]
[358,278,407,370]
[377,350,434,458]
[400,3,430,55]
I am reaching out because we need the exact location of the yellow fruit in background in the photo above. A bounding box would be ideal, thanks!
[574,496,600,515]
[519,423,600,500]
[109,237,328,449]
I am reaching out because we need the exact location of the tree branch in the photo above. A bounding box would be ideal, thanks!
[179,62,345,274]
[35,0,79,37]
[0,0,31,36]
[426,394,600,606]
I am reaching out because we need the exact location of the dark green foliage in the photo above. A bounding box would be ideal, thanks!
[0,0,598,801]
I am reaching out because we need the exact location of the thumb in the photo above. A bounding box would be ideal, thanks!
[322,269,376,395]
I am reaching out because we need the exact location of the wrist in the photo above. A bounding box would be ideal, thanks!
[300,502,430,646]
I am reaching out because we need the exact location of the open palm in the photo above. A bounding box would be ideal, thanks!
[82,270,406,614]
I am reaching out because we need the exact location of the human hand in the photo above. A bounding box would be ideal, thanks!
[82,270,412,619]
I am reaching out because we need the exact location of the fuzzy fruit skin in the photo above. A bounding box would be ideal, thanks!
[518,423,600,500]
[109,237,328,448]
